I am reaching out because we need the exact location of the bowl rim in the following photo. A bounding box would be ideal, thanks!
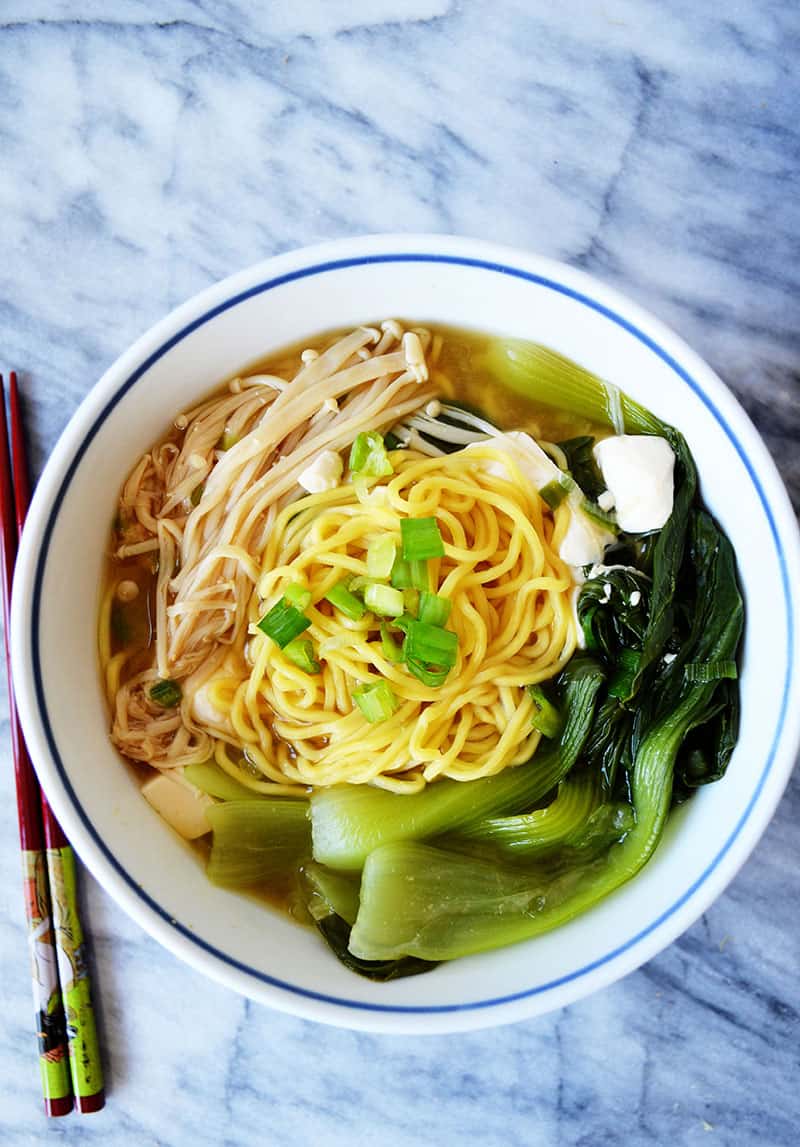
[11,233,800,1033]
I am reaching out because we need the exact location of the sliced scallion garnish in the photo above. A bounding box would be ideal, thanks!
[364,583,405,618]
[402,588,420,617]
[409,559,430,591]
[538,479,570,510]
[403,619,458,667]
[580,499,618,532]
[392,613,415,634]
[349,431,393,479]
[284,582,312,611]
[283,638,321,675]
[379,622,405,664]
[417,591,451,627]
[391,557,430,592]
[149,679,182,708]
[257,598,311,647]
[352,680,399,723]
[527,683,563,739]
[324,581,366,621]
[400,517,445,561]
[391,556,412,588]
[366,536,397,580]
[404,656,450,688]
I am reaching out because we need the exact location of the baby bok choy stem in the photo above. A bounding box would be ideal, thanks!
[454,775,634,860]
[482,339,664,435]
[205,799,310,888]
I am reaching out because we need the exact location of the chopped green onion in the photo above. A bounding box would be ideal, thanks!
[364,583,404,618]
[538,479,570,510]
[402,588,420,617]
[352,680,399,723]
[405,656,450,688]
[366,536,397,580]
[284,582,312,611]
[390,556,412,588]
[349,431,393,478]
[324,581,366,621]
[190,482,204,507]
[409,559,430,591]
[379,622,405,664]
[401,517,445,560]
[149,679,182,708]
[404,620,458,668]
[418,591,451,627]
[283,638,321,675]
[392,613,415,634]
[257,598,311,647]
[527,683,563,739]
[391,557,430,591]
[684,660,738,683]
[580,499,619,532]
[384,431,403,451]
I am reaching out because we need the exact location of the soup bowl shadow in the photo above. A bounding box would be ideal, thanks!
[10,234,800,1033]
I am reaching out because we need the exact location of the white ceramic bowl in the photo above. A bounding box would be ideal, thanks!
[11,235,800,1033]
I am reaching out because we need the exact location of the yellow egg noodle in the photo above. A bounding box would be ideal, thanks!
[102,323,577,795]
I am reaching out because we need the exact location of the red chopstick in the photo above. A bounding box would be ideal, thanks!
[1,373,105,1114]
[0,374,71,1114]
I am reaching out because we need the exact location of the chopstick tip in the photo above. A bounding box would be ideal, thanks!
[44,1095,74,1118]
[76,1089,106,1114]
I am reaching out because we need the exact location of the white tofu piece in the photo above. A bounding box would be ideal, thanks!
[559,511,616,567]
[469,431,563,490]
[141,772,214,840]
[593,435,675,533]
[297,449,343,494]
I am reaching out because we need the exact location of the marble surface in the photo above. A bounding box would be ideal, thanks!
[1,2,798,1143]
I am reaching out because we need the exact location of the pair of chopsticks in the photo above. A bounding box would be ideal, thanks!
[0,373,105,1116]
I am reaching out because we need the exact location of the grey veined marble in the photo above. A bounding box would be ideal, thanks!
[0,3,798,1145]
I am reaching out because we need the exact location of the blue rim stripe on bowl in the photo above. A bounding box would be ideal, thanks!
[30,253,794,1014]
